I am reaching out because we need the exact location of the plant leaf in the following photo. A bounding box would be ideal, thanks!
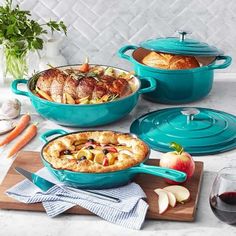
[31,37,43,50]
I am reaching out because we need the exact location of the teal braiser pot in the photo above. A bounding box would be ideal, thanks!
[11,65,156,127]
[40,129,186,189]
[118,32,232,104]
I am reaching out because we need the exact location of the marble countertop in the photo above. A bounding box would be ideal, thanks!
[0,73,236,236]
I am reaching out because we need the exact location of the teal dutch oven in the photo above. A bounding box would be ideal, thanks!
[11,65,156,127]
[40,129,186,189]
[118,31,232,104]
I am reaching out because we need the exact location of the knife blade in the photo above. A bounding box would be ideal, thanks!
[14,167,120,203]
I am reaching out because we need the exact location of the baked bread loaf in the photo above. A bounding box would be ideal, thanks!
[142,51,200,70]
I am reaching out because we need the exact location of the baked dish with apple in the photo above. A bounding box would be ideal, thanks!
[42,131,149,173]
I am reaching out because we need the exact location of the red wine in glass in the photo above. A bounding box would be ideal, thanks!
[209,167,236,225]
[210,192,236,224]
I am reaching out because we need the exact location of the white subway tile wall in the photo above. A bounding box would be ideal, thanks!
[1,0,235,72]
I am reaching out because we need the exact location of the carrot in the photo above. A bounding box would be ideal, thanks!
[79,57,89,73]
[7,123,38,158]
[0,114,31,147]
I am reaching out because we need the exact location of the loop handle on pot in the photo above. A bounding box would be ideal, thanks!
[138,77,157,94]
[117,45,138,61]
[11,79,29,97]
[129,163,186,182]
[208,55,232,70]
[40,129,68,143]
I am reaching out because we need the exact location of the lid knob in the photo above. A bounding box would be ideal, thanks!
[181,108,200,124]
[178,30,191,42]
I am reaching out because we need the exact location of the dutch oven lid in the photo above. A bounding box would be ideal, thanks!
[140,31,223,56]
[130,107,236,155]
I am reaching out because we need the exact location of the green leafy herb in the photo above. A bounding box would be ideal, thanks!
[64,68,100,81]
[46,20,67,35]
[0,0,67,78]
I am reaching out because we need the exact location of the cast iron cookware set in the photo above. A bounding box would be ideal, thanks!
[11,31,235,189]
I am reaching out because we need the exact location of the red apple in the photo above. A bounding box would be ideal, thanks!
[102,157,109,166]
[160,142,195,184]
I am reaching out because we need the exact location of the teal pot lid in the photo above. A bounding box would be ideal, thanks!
[130,107,236,155]
[140,31,223,56]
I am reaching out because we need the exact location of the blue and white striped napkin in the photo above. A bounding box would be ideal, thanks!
[6,168,148,230]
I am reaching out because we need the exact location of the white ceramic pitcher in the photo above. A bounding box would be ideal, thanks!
[39,38,67,71]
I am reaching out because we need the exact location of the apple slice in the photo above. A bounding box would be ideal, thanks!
[155,189,176,208]
[165,190,177,207]
[163,185,190,203]
[154,189,169,214]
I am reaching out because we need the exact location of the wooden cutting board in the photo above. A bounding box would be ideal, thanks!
[0,151,203,221]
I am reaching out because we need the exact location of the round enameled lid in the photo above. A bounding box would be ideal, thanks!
[130,107,236,155]
[140,31,223,56]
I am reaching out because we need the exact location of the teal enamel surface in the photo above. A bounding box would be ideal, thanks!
[140,37,223,56]
[41,158,137,189]
[11,65,156,127]
[40,129,186,189]
[118,45,232,104]
[42,159,186,189]
[135,65,214,104]
[130,107,236,155]
[40,129,68,143]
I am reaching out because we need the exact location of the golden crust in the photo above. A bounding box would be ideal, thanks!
[42,131,149,173]
[142,51,200,70]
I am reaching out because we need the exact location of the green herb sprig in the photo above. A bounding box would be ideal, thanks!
[0,0,67,78]
[64,68,100,82]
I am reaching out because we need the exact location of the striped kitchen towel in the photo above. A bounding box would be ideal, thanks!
[6,168,148,230]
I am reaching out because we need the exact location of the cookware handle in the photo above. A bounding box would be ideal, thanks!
[56,170,66,182]
[117,45,138,61]
[11,79,29,97]
[138,77,157,94]
[129,163,187,182]
[40,129,68,143]
[208,55,232,70]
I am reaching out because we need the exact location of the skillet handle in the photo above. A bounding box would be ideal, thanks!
[208,55,232,70]
[129,163,187,183]
[138,77,157,94]
[117,45,138,61]
[40,129,68,143]
[11,79,29,97]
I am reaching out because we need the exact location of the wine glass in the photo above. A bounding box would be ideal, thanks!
[209,167,236,224]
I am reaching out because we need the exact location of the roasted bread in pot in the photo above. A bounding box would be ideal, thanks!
[36,68,132,103]
[142,51,200,70]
